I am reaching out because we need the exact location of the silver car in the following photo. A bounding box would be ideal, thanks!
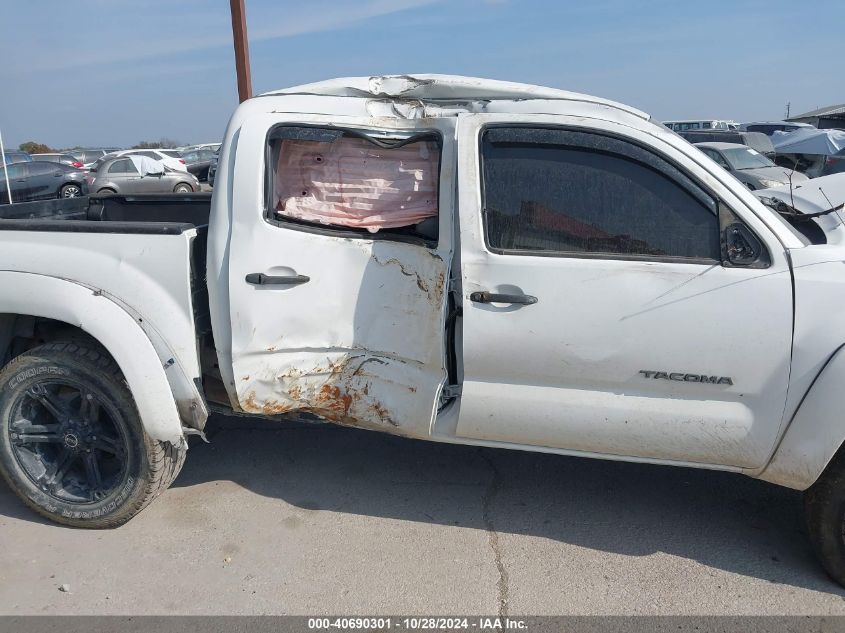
[88,156,199,195]
[695,142,809,190]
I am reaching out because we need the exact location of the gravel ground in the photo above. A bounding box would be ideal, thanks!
[2,414,845,615]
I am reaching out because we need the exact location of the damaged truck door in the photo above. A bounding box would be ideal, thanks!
[226,115,455,437]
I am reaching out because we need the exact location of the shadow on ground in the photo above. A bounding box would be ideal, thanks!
[1,413,841,597]
[181,415,840,595]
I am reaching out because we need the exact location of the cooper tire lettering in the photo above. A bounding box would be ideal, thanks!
[8,366,70,389]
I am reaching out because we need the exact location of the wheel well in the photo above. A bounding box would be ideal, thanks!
[97,187,116,194]
[0,314,104,367]
[174,182,193,192]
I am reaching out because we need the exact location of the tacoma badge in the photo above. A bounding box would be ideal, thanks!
[639,370,733,385]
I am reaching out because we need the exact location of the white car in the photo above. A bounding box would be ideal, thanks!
[4,75,845,587]
[663,119,739,131]
[111,148,188,172]
[178,143,222,153]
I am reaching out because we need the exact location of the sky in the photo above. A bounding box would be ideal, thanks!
[1,0,843,149]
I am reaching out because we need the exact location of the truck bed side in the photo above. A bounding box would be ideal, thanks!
[0,194,212,435]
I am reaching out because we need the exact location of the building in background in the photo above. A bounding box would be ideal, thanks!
[788,104,845,130]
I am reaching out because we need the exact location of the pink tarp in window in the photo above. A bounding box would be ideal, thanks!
[273,137,439,233]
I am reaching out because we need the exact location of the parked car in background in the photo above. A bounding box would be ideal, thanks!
[663,119,738,131]
[31,153,84,169]
[181,148,216,181]
[207,150,219,187]
[820,148,845,177]
[771,128,845,177]
[0,161,88,202]
[88,155,198,194]
[69,148,120,167]
[779,150,845,178]
[112,149,188,172]
[742,121,813,136]
[1,151,32,165]
[695,141,808,190]
[178,143,221,153]
[677,129,775,157]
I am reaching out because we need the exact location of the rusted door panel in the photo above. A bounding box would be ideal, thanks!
[233,237,448,434]
[227,115,454,439]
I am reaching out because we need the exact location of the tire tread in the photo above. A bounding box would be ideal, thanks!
[805,447,845,585]
[0,342,185,528]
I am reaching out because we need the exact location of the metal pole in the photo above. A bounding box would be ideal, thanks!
[0,127,12,204]
[230,0,253,103]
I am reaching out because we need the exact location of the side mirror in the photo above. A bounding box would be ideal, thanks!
[719,201,770,268]
[144,171,162,177]
[725,223,762,265]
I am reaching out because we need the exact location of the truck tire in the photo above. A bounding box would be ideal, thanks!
[805,448,845,586]
[0,342,185,528]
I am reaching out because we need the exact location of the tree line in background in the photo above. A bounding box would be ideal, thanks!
[18,141,51,154]
[17,138,184,153]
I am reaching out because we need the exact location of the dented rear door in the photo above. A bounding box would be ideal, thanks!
[226,114,454,438]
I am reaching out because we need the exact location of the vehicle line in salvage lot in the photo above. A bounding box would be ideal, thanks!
[1,415,844,616]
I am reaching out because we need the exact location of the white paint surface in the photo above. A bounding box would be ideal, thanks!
[4,75,845,492]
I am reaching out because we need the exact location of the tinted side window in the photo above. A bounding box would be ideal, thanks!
[481,127,720,260]
[4,164,26,179]
[29,162,58,176]
[4,152,28,165]
[701,149,730,169]
[108,159,136,174]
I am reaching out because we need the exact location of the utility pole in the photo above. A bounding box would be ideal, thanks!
[230,0,253,103]
[786,102,791,119]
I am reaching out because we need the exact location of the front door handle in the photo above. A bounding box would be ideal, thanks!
[245,272,310,286]
[469,291,538,305]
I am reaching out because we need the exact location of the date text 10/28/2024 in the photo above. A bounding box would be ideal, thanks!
[308,618,528,631]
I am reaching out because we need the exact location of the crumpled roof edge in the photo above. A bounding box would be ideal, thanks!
[260,74,649,120]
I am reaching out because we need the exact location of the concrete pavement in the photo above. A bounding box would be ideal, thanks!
[1,415,844,615]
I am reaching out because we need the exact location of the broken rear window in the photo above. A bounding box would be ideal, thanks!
[267,127,440,238]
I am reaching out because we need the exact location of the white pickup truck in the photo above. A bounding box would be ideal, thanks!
[3,75,845,584]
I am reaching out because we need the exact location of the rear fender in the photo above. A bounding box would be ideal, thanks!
[0,271,188,446]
